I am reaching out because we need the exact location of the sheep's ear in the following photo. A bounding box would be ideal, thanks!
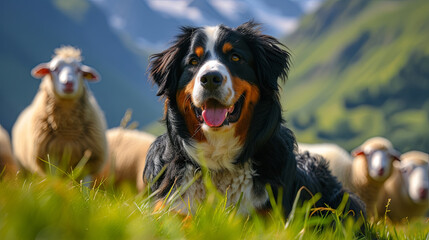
[351,148,364,157]
[236,21,291,94]
[393,160,402,169]
[390,148,401,161]
[148,26,197,97]
[81,65,100,82]
[31,63,50,79]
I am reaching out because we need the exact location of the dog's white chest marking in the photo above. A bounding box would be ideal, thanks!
[171,163,268,214]
[183,127,242,170]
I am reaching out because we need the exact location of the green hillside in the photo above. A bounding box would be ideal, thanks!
[282,0,429,152]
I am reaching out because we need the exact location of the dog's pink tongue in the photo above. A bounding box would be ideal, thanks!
[202,107,228,127]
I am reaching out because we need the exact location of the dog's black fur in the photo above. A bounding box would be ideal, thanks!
[144,22,366,219]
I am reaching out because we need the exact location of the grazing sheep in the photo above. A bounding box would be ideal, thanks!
[377,151,429,223]
[96,128,155,192]
[12,46,107,180]
[0,125,18,178]
[298,143,353,184]
[299,137,400,216]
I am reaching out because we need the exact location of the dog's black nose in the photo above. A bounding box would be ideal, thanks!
[200,71,223,91]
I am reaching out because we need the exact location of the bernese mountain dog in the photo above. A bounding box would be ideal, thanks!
[144,21,366,219]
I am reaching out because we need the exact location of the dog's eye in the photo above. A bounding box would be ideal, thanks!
[189,58,199,66]
[231,54,240,62]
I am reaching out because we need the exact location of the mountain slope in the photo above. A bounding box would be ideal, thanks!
[92,0,308,51]
[282,0,429,152]
[0,0,162,132]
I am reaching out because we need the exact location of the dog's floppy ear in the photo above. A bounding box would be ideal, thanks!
[148,27,198,97]
[236,21,291,94]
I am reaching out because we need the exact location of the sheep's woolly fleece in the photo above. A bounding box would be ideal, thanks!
[53,46,82,61]
[11,46,107,178]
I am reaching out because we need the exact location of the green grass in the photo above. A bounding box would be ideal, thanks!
[143,120,166,136]
[1,173,428,240]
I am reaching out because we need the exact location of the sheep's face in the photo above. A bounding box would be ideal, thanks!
[32,57,100,99]
[353,146,400,181]
[399,161,429,204]
[366,150,396,181]
[352,137,400,181]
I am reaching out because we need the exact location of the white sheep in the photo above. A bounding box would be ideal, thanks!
[377,151,429,223]
[12,46,107,180]
[0,125,18,178]
[96,127,155,192]
[298,142,353,183]
[299,137,401,217]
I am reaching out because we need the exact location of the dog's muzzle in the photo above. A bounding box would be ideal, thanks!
[200,71,223,91]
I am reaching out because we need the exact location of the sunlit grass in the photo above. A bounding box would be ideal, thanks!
[1,170,427,239]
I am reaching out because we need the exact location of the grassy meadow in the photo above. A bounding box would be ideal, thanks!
[282,0,429,152]
[0,171,428,240]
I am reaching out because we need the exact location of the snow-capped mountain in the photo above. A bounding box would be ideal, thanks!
[91,0,323,52]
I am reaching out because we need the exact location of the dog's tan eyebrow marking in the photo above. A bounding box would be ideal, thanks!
[195,46,204,58]
[222,42,233,54]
